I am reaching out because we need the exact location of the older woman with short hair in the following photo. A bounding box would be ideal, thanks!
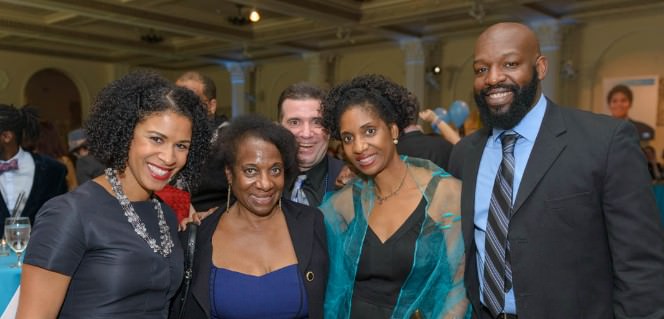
[170,114,328,319]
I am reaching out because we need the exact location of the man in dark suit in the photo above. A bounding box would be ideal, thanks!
[0,104,67,237]
[448,22,664,318]
[279,83,344,207]
[397,102,453,170]
[176,71,229,212]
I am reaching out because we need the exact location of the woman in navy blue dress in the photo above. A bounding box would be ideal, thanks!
[18,70,211,319]
[170,115,328,319]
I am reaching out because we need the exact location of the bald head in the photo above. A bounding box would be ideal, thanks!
[475,22,541,61]
[472,22,548,129]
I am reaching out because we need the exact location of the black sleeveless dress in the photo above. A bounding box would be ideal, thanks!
[350,197,426,318]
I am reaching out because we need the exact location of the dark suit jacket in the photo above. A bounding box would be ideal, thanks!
[169,199,329,319]
[0,152,67,237]
[397,130,453,170]
[448,101,664,318]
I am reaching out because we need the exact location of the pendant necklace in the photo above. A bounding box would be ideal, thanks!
[105,168,174,257]
[375,163,409,204]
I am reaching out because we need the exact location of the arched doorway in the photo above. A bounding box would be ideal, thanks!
[24,68,82,145]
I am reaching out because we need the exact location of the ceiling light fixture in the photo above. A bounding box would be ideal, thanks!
[140,29,163,44]
[249,9,260,23]
[228,5,260,26]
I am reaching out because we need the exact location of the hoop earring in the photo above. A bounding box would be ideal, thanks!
[279,197,282,211]
[226,183,232,212]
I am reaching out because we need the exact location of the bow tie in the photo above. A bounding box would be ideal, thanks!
[0,159,18,174]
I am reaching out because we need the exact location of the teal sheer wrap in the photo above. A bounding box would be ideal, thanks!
[321,156,470,319]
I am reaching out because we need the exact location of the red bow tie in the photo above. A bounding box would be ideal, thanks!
[0,159,18,174]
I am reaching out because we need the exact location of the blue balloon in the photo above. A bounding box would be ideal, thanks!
[434,107,451,123]
[448,100,470,127]
[431,107,451,134]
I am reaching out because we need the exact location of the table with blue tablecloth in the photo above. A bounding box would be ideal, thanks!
[0,251,20,317]
[652,184,664,227]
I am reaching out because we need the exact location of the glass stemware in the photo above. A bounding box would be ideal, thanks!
[4,217,31,268]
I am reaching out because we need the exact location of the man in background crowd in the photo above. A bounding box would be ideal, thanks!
[176,71,228,132]
[398,102,454,170]
[68,128,104,185]
[278,82,344,207]
[0,104,67,236]
[176,71,228,212]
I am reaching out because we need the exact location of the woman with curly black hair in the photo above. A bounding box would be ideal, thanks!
[18,70,211,319]
[170,114,328,319]
[320,74,469,318]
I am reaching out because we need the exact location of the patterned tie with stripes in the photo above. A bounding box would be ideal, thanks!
[290,174,309,205]
[483,131,519,317]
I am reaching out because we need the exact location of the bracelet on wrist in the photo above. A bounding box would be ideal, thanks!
[433,117,442,126]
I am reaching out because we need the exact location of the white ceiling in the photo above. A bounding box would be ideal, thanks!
[0,0,662,69]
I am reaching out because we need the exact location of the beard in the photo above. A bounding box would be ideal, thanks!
[474,69,539,130]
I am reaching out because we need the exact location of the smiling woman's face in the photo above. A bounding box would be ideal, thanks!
[226,135,285,216]
[339,105,399,177]
[123,110,192,200]
[608,91,631,119]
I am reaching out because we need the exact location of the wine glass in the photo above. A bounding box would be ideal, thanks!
[4,217,31,268]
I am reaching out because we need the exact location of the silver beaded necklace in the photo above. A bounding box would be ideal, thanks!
[105,168,174,257]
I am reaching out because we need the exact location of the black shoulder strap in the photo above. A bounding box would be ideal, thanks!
[177,222,198,319]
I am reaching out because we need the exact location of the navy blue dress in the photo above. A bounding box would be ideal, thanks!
[24,182,184,319]
[209,264,308,318]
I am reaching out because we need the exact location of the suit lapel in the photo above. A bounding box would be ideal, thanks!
[0,195,8,218]
[512,101,567,214]
[23,153,42,216]
[190,210,221,318]
[284,202,313,270]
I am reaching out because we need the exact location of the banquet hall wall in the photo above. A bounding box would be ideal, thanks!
[1,10,663,154]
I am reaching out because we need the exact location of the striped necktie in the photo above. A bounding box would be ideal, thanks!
[290,174,309,205]
[483,131,519,317]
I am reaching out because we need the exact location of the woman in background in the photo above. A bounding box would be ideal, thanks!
[607,84,655,142]
[18,70,211,319]
[170,115,328,319]
[34,120,78,191]
[321,74,468,318]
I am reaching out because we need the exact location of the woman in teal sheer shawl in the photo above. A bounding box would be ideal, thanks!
[320,74,469,319]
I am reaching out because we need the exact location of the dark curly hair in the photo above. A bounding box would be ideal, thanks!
[85,70,211,189]
[214,114,298,188]
[322,74,418,139]
[0,104,40,147]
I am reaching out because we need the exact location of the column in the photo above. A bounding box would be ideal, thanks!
[225,62,253,117]
[303,53,327,87]
[530,20,562,102]
[400,39,426,106]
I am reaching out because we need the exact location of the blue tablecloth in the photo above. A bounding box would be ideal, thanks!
[652,184,664,227]
[0,251,20,313]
